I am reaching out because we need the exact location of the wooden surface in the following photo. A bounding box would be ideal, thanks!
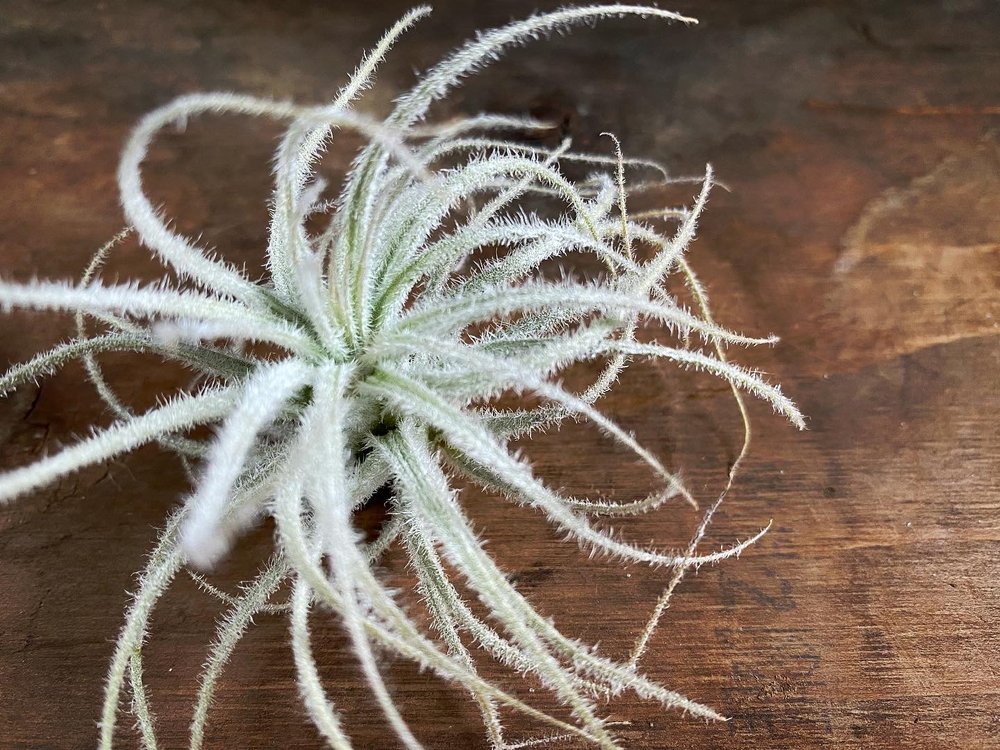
[1,1,998,748]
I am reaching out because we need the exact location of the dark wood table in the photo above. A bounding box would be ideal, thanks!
[2,1,997,748]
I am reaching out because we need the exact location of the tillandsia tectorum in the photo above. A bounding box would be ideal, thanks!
[0,4,805,749]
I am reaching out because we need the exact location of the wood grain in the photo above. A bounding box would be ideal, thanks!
[1,1,997,748]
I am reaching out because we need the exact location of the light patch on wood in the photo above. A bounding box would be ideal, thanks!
[829,134,1000,365]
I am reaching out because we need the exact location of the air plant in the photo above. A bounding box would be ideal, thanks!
[0,4,804,749]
